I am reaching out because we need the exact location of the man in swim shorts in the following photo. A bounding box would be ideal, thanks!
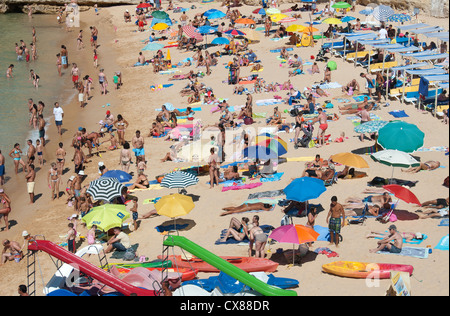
[370,225,403,254]
[0,150,5,185]
[326,196,345,247]
[312,108,328,147]
[132,130,145,165]
[71,63,80,88]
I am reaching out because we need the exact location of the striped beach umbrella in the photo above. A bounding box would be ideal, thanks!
[371,150,420,168]
[87,177,124,202]
[160,171,199,190]
[279,17,297,24]
[224,29,246,36]
[183,25,203,41]
[372,5,395,22]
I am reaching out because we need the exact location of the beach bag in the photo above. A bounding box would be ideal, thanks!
[123,247,136,261]
[308,139,315,148]
[327,60,337,71]
[243,117,254,125]
[280,215,291,226]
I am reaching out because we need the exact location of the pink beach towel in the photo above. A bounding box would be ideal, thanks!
[221,182,263,192]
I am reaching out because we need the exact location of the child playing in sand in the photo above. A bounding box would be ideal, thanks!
[334,132,345,143]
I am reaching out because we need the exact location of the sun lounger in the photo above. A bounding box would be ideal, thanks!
[345,50,375,61]
[369,61,398,73]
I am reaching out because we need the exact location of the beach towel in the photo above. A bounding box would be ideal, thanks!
[221,182,263,192]
[110,244,139,259]
[314,225,332,242]
[353,95,371,102]
[260,172,284,183]
[314,247,339,258]
[376,246,429,259]
[270,48,294,53]
[255,99,284,106]
[388,110,409,118]
[434,235,449,251]
[215,225,274,245]
[286,156,315,162]
[375,233,428,245]
[248,189,285,200]
[244,198,284,205]
[438,218,449,226]
[155,223,189,233]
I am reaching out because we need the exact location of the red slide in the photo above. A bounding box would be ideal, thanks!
[28,240,157,296]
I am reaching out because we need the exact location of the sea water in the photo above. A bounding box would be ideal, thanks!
[0,13,73,175]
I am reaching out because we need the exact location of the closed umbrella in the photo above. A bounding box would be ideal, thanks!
[372,5,395,22]
[86,177,124,202]
[81,204,129,232]
[330,152,369,169]
[269,224,319,265]
[377,121,425,153]
[101,170,132,183]
[284,177,326,203]
[160,171,199,190]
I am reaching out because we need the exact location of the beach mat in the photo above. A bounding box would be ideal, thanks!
[248,189,285,200]
[314,225,331,242]
[155,223,189,233]
[375,233,428,245]
[222,182,263,192]
[376,246,429,259]
[438,218,449,226]
[392,210,420,221]
[260,172,284,183]
[434,235,449,251]
[286,156,315,162]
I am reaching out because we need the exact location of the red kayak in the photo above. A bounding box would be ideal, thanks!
[117,267,198,281]
[158,255,279,273]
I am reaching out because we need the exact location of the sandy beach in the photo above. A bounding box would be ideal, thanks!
[0,1,448,296]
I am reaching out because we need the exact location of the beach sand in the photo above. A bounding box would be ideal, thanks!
[0,2,448,296]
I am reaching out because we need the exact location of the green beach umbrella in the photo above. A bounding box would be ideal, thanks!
[377,121,425,153]
[81,204,130,232]
[152,10,169,19]
[332,2,351,9]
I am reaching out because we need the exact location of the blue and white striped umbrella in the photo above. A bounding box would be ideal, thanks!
[372,5,395,22]
[387,14,411,23]
[160,171,199,189]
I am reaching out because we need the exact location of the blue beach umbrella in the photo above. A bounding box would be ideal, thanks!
[359,9,373,16]
[224,29,246,37]
[243,145,280,160]
[284,177,327,203]
[211,37,230,45]
[151,17,172,27]
[196,25,217,34]
[204,9,226,20]
[102,170,133,183]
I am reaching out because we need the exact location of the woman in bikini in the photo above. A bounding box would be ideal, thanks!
[220,217,251,242]
[119,141,132,173]
[249,225,268,258]
[402,161,440,173]
[128,171,150,190]
[29,69,40,89]
[0,190,12,231]
[47,162,61,200]
[113,114,129,146]
[98,68,108,95]
[220,203,274,216]
[55,142,66,176]
[9,143,27,174]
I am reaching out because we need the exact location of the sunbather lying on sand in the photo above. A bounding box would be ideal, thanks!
[345,192,392,209]
[220,202,274,216]
[345,204,380,217]
[421,197,449,209]
[402,161,440,173]
[366,231,424,242]
[220,217,251,242]
[416,208,449,219]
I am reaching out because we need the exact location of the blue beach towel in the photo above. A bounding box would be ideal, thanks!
[388,110,409,118]
[215,225,274,245]
[438,218,449,226]
[270,47,294,53]
[353,95,371,102]
[260,172,284,183]
[434,235,449,251]
[155,223,189,233]
[375,232,428,245]
[376,246,429,259]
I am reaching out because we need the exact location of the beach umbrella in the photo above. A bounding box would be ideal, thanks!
[196,25,217,35]
[160,171,199,190]
[253,8,266,15]
[257,139,288,157]
[341,16,356,23]
[377,121,425,153]
[142,42,164,51]
[387,14,411,23]
[224,29,246,37]
[152,23,169,31]
[283,177,327,203]
[256,134,287,149]
[269,13,288,23]
[204,9,226,19]
[152,10,169,20]
[322,18,342,24]
[301,26,319,33]
[279,17,298,24]
[371,150,420,169]
[243,145,281,160]
[155,193,195,218]
[101,170,133,183]
[136,3,152,9]
[332,2,351,9]
[286,24,305,33]
[86,177,124,202]
[241,28,260,41]
[269,224,319,265]
[330,152,369,169]
[353,120,389,134]
[235,18,256,25]
[211,37,230,45]
[371,149,420,180]
[151,17,172,27]
[382,184,421,206]
[372,5,395,22]
[81,204,129,232]
[266,8,281,15]
[183,25,203,41]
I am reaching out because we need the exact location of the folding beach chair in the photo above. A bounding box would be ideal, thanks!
[348,203,368,225]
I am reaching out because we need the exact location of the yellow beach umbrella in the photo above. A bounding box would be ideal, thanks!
[270,13,288,22]
[152,22,169,30]
[155,193,195,218]
[322,18,342,25]
[286,24,305,33]
[330,152,369,169]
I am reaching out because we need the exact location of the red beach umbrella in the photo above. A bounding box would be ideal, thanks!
[137,3,152,9]
[382,184,421,206]
[183,25,204,41]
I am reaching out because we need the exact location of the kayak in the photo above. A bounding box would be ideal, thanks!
[158,255,278,273]
[183,271,299,293]
[322,261,414,279]
[105,260,171,270]
[117,267,198,282]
